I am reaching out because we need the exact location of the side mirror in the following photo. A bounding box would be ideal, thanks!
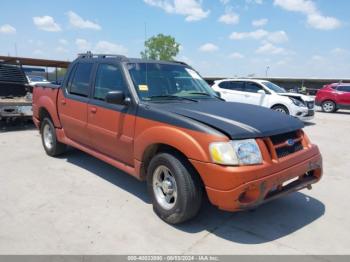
[105,91,128,105]
[257,89,266,95]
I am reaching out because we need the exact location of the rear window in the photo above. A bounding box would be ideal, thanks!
[68,63,93,97]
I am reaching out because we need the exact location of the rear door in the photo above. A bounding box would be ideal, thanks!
[218,81,246,102]
[58,62,94,146]
[336,86,350,105]
[87,63,136,166]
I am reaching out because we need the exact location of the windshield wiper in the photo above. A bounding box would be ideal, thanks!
[147,95,198,102]
[187,92,225,101]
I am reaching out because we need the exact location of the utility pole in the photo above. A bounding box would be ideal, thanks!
[265,66,270,78]
[14,43,18,57]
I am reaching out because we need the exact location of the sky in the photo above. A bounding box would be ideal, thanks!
[0,0,349,78]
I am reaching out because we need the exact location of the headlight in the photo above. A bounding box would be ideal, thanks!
[290,97,306,107]
[209,139,263,166]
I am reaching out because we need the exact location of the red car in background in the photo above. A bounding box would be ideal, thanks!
[316,83,350,113]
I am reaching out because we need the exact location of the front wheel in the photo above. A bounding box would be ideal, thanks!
[40,117,66,156]
[321,100,336,113]
[272,105,289,115]
[147,153,203,224]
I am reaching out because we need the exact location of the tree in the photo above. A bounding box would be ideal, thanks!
[141,34,180,61]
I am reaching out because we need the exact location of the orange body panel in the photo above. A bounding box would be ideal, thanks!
[87,104,136,166]
[32,86,62,128]
[134,117,228,163]
[191,146,322,211]
[57,90,91,146]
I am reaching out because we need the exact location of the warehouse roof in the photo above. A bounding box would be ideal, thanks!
[0,55,70,68]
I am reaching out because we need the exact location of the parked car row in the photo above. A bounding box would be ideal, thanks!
[210,78,350,116]
[315,83,350,113]
[211,79,315,121]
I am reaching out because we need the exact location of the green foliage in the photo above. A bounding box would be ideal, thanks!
[141,33,180,61]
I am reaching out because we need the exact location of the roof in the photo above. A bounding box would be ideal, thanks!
[0,53,190,70]
[0,55,70,68]
[214,78,268,83]
[75,52,189,66]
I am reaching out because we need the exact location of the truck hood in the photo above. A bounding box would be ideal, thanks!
[153,100,304,139]
[279,92,314,102]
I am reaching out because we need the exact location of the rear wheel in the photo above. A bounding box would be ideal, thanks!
[147,152,202,224]
[40,117,66,156]
[321,100,336,113]
[272,105,289,115]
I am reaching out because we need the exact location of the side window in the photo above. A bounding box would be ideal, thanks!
[93,64,126,101]
[245,82,263,93]
[218,81,230,89]
[65,64,77,93]
[338,86,350,92]
[69,63,93,97]
[229,81,245,91]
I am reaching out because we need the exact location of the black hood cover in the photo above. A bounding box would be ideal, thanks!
[153,100,304,139]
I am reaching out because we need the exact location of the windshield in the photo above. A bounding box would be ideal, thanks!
[127,62,217,101]
[263,81,286,93]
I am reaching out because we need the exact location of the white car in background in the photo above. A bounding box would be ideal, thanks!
[212,79,315,121]
[26,75,50,86]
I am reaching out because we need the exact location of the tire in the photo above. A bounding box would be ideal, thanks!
[40,117,66,156]
[272,105,289,115]
[321,100,336,113]
[147,152,203,224]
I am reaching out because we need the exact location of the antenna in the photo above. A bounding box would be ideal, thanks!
[144,22,148,59]
[144,22,148,86]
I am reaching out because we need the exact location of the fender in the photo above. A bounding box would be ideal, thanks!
[134,122,228,163]
[37,94,62,128]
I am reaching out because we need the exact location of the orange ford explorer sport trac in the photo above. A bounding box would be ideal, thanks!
[32,52,323,224]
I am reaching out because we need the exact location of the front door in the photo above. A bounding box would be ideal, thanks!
[58,62,94,146]
[244,82,268,106]
[87,63,135,166]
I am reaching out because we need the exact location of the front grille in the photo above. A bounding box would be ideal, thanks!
[268,131,304,159]
[306,110,315,117]
[270,131,299,145]
[307,101,315,109]
[275,141,303,158]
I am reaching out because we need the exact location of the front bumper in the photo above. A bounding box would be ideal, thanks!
[190,145,322,212]
[293,107,315,121]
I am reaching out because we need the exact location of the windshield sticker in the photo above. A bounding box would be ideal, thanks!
[138,84,149,91]
[185,68,201,80]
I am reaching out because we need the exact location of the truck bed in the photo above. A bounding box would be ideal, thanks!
[0,96,32,106]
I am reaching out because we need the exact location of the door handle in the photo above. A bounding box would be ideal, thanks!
[90,107,97,114]
[61,99,66,105]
